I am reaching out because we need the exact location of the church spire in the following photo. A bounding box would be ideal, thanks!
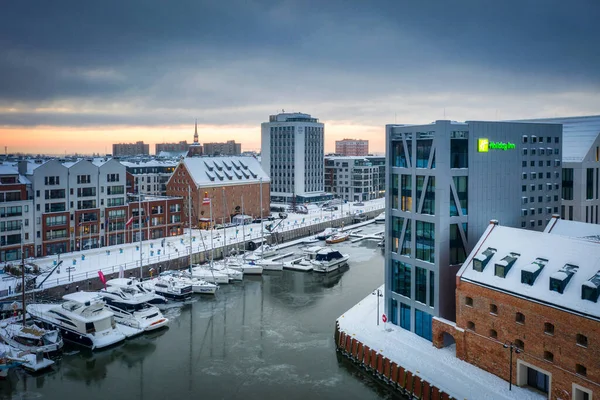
[193,119,199,144]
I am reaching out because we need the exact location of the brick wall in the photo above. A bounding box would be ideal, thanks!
[452,280,599,399]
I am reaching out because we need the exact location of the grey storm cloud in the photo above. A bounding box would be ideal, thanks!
[0,0,599,126]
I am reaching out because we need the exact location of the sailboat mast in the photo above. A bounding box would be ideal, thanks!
[210,194,214,263]
[138,179,142,279]
[188,185,192,272]
[222,187,227,257]
[21,220,25,326]
[259,178,264,258]
[241,195,246,253]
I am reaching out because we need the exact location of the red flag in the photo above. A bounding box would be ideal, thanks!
[125,216,134,227]
[98,270,107,288]
[202,191,210,205]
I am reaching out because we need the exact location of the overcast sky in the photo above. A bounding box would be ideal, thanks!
[1,0,599,154]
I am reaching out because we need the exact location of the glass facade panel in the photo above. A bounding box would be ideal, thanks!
[453,176,468,215]
[415,267,427,304]
[391,217,404,253]
[415,221,435,263]
[586,168,594,200]
[390,298,398,325]
[401,175,412,211]
[417,176,435,215]
[392,140,408,167]
[449,224,467,265]
[429,270,434,307]
[401,219,411,256]
[391,174,399,209]
[416,140,432,168]
[415,309,433,341]
[391,260,411,298]
[562,168,573,200]
[450,139,468,168]
[400,303,411,331]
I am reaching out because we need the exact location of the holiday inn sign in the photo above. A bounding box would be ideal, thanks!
[477,138,516,152]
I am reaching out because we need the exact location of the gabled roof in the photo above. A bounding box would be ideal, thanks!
[181,156,270,187]
[544,216,600,243]
[458,223,600,319]
[517,115,600,162]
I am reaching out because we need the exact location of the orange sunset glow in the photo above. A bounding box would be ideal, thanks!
[0,121,386,155]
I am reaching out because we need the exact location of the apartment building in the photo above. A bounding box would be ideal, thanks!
[335,139,369,156]
[121,159,177,196]
[384,120,563,341]
[324,156,380,202]
[155,141,189,154]
[112,141,150,157]
[0,163,34,261]
[203,140,242,156]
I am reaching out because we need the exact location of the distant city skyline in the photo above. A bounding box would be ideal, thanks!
[1,1,599,155]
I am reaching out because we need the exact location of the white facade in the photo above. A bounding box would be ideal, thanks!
[121,159,177,196]
[324,156,380,202]
[261,112,325,203]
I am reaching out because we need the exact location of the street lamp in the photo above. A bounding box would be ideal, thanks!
[503,341,522,390]
[371,288,383,325]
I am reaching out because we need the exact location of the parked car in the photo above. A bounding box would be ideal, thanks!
[353,202,365,206]
[279,212,288,219]
[323,206,338,211]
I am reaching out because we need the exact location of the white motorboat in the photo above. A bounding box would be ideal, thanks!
[311,248,350,273]
[374,212,386,223]
[226,257,263,275]
[210,261,244,281]
[250,258,283,271]
[142,277,193,301]
[253,244,278,258]
[106,278,168,305]
[302,236,320,244]
[190,265,230,284]
[283,245,325,269]
[0,322,63,354]
[27,292,126,350]
[0,342,54,373]
[316,228,339,240]
[161,271,218,295]
[98,286,169,333]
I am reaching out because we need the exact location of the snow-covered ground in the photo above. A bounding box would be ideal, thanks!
[0,198,385,295]
[337,285,544,400]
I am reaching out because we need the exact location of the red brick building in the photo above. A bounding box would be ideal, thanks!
[433,221,599,400]
[335,139,369,156]
[166,156,270,229]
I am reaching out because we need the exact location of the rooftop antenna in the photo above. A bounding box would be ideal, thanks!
[395,113,397,124]
[443,108,446,119]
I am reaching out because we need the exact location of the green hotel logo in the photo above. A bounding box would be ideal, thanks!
[478,138,516,152]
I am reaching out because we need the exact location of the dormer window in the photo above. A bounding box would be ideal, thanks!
[494,252,520,278]
[581,271,600,303]
[473,247,497,272]
[521,258,548,285]
[550,264,578,294]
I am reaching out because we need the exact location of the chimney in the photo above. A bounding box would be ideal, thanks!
[18,160,27,175]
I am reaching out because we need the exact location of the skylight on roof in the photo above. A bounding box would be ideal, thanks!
[473,247,496,272]
[521,258,548,286]
[582,271,600,303]
[549,264,578,294]
[494,252,520,278]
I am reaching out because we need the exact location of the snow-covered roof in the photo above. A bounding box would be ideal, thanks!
[0,165,18,175]
[517,115,600,162]
[544,217,600,243]
[120,159,178,168]
[459,224,600,319]
[182,156,270,187]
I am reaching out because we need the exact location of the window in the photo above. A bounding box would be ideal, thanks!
[391,260,411,298]
[516,312,525,324]
[400,175,412,211]
[415,221,435,263]
[465,296,473,307]
[576,364,587,376]
[415,309,432,341]
[415,267,427,304]
[576,333,588,347]
[544,323,554,335]
[400,303,410,331]
[467,321,475,330]
[489,329,497,339]
[490,304,498,314]
[515,339,524,350]
[544,351,554,362]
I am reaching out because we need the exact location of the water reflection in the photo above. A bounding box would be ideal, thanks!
[1,225,388,400]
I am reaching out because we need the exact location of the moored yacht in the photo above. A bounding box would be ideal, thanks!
[142,277,193,301]
[106,278,168,305]
[311,248,350,273]
[325,232,350,244]
[316,228,338,240]
[374,212,385,223]
[190,265,230,284]
[98,286,169,334]
[209,261,244,281]
[0,322,63,355]
[27,292,126,350]
[161,271,218,295]
[252,244,278,258]
[226,257,264,275]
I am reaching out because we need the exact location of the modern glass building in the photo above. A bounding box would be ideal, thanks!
[384,120,563,341]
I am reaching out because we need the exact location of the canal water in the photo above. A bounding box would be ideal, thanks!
[1,224,401,400]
